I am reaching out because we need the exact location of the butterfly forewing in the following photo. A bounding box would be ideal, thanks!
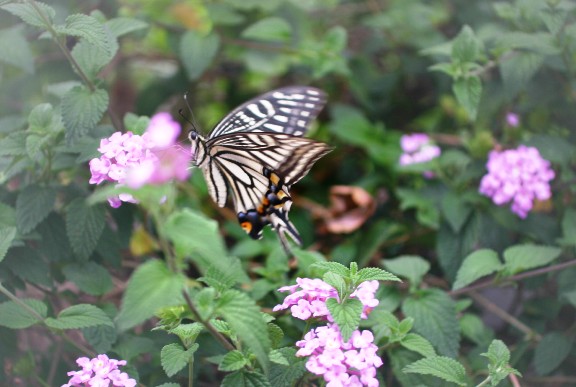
[208,86,327,138]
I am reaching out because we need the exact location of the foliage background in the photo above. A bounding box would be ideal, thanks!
[1,0,575,386]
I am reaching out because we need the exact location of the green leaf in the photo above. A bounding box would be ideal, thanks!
[560,208,576,246]
[459,313,493,346]
[0,131,27,156]
[16,184,56,234]
[503,244,562,275]
[268,347,307,387]
[312,261,350,277]
[62,262,113,296]
[403,356,468,386]
[61,86,109,143]
[1,1,55,28]
[396,188,439,229]
[217,289,270,373]
[0,25,34,73]
[116,260,186,331]
[221,370,271,387]
[534,332,574,375]
[402,289,460,357]
[168,323,204,345]
[453,249,502,290]
[242,17,292,42]
[164,210,247,282]
[219,350,249,371]
[453,76,481,121]
[45,304,113,330]
[497,31,560,55]
[155,384,180,387]
[323,272,346,297]
[326,298,363,342]
[500,51,544,97]
[72,32,117,81]
[55,14,111,56]
[383,255,430,288]
[0,226,16,263]
[179,31,220,80]
[105,17,148,38]
[481,339,521,385]
[0,299,47,329]
[451,25,481,63]
[355,267,401,283]
[82,324,117,353]
[400,333,436,358]
[65,198,105,260]
[441,191,472,233]
[3,247,51,287]
[161,343,197,377]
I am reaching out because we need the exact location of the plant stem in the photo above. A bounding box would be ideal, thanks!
[475,375,492,387]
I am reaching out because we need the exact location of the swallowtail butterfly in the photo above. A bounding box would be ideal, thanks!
[188,86,331,252]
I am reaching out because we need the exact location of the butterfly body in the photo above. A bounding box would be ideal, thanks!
[188,87,331,251]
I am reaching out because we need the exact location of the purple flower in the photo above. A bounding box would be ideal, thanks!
[506,112,520,127]
[89,113,191,207]
[479,145,555,218]
[273,278,379,321]
[399,134,441,177]
[62,354,136,387]
[295,324,382,387]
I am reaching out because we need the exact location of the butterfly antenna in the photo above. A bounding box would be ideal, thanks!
[180,91,202,133]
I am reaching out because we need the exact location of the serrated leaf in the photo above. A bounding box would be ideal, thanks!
[500,51,544,98]
[403,356,468,386]
[82,324,117,353]
[45,304,113,330]
[65,198,105,260]
[72,30,117,81]
[62,262,113,295]
[0,131,26,156]
[323,271,346,297]
[312,261,350,277]
[400,333,436,358]
[105,17,148,38]
[383,255,430,288]
[453,76,481,121]
[460,313,494,346]
[268,347,307,387]
[534,332,574,375]
[242,17,292,42]
[180,31,220,80]
[482,339,521,385]
[453,249,502,290]
[15,185,56,234]
[0,25,34,73]
[503,244,561,275]
[168,323,204,344]
[0,226,16,263]
[116,260,186,331]
[219,350,249,371]
[55,14,111,55]
[402,289,460,357]
[0,299,47,329]
[1,1,55,28]
[452,25,481,63]
[3,247,51,287]
[355,267,401,283]
[498,32,560,55]
[217,289,270,373]
[326,298,363,342]
[61,86,109,143]
[221,370,271,387]
[161,342,197,377]
[441,191,472,233]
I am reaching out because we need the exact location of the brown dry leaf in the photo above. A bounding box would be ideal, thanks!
[324,185,376,234]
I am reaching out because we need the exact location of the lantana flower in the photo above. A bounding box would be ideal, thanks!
[479,145,555,218]
[274,278,382,386]
[89,112,191,207]
[62,354,136,387]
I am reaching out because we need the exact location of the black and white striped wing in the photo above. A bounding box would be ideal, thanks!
[204,133,332,214]
[208,86,327,139]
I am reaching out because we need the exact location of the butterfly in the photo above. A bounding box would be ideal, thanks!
[187,86,332,252]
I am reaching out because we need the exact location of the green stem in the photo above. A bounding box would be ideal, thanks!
[188,358,194,387]
[475,375,492,387]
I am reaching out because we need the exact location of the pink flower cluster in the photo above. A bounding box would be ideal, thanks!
[89,113,191,207]
[274,278,382,386]
[273,278,379,321]
[399,133,441,166]
[62,354,136,387]
[479,145,555,218]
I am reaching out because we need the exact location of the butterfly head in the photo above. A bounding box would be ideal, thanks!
[188,130,207,167]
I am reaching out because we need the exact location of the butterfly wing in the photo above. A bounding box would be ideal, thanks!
[208,86,327,138]
[205,132,332,214]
